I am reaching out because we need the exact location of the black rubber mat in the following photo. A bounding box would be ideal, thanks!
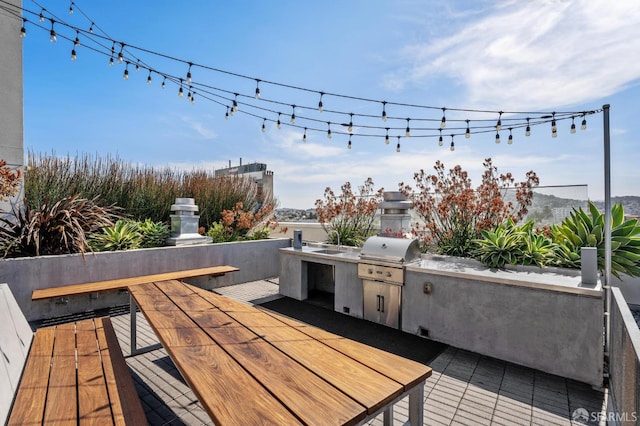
[259,296,447,365]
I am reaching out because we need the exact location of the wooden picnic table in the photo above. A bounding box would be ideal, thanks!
[128,280,432,425]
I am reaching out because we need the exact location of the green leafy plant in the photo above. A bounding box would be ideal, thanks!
[138,219,170,248]
[206,222,227,243]
[473,219,525,268]
[0,195,120,257]
[89,220,143,252]
[551,202,640,279]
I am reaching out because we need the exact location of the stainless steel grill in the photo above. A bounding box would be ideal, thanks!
[358,236,421,328]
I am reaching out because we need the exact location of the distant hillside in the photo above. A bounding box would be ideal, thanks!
[591,196,640,216]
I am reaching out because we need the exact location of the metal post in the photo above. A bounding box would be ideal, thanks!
[603,104,612,363]
[130,293,137,356]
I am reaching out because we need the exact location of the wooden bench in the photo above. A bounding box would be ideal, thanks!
[1,283,147,425]
[31,265,239,301]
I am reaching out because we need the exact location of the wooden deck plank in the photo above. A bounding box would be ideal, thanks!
[31,266,239,300]
[130,284,302,425]
[7,327,55,425]
[96,317,148,426]
[76,319,114,425]
[187,308,368,425]
[43,323,78,426]
[191,288,403,414]
[260,308,432,390]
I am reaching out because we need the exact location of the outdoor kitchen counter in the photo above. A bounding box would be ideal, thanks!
[406,255,602,296]
[279,245,361,263]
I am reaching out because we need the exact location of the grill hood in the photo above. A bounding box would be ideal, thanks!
[359,236,421,265]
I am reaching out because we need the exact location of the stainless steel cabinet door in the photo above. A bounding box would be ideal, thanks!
[363,280,401,328]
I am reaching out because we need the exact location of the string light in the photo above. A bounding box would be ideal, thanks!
[450,135,455,151]
[495,132,501,144]
[20,19,26,38]
[39,9,44,22]
[348,135,352,150]
[109,41,115,66]
[290,105,296,125]
[225,106,230,120]
[525,118,531,136]
[570,116,576,134]
[440,108,446,129]
[405,118,411,137]
[348,113,353,133]
[303,127,307,142]
[261,118,266,133]
[123,62,129,80]
[396,136,401,152]
[178,79,183,97]
[190,91,196,104]
[385,128,390,145]
[327,122,332,139]
[508,128,513,144]
[232,93,238,113]
[49,20,56,42]
[465,119,470,139]
[70,47,76,61]
[438,129,443,146]
[277,113,282,129]
[581,116,587,130]
[186,86,192,102]
[74,30,80,46]
[117,44,124,63]
[551,112,557,137]
[496,112,503,131]
[318,92,324,112]
[146,70,152,85]
[135,60,140,72]
[186,63,192,84]
[161,76,166,89]
[69,1,73,14]
[255,80,261,99]
[88,22,94,33]
[381,101,387,122]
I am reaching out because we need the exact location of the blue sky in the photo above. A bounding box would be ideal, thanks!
[17,0,640,208]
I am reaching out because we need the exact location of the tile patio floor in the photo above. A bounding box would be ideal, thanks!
[110,278,608,425]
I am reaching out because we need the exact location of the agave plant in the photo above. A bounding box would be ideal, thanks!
[138,219,170,248]
[89,220,143,252]
[473,218,525,268]
[0,195,120,257]
[551,202,640,279]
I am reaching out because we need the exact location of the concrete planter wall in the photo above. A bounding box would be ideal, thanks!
[1,238,290,322]
[402,256,604,387]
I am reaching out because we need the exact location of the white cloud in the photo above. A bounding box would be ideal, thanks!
[388,0,640,110]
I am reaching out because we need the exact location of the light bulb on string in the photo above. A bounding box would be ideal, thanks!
[495,112,503,131]
[232,94,238,113]
[318,92,324,112]
[70,48,76,61]
[581,116,587,130]
[109,56,114,66]
[255,80,261,99]
[525,118,531,136]
[303,128,307,142]
[440,108,447,129]
[225,107,230,120]
[438,129,443,146]
[277,113,282,129]
[190,92,196,104]
[465,120,470,139]
[290,105,296,125]
[327,122,332,139]
[39,9,45,22]
[261,118,266,133]
[123,62,129,80]
[551,127,557,138]
[508,128,513,144]
[348,135,352,150]
[450,135,455,151]
[117,44,124,63]
[161,76,166,89]
[186,63,192,84]
[385,128,390,145]
[570,117,576,134]
[178,79,184,98]
[381,101,387,122]
[69,1,74,14]
[186,87,192,102]
[88,22,94,33]
[74,30,80,46]
[405,118,411,137]
[20,19,26,38]
[135,61,140,73]
[146,71,152,85]
[495,132,501,144]
[49,20,56,43]
[396,136,401,153]
[551,112,557,136]
[348,113,353,133]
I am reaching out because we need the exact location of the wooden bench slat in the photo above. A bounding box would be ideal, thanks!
[76,319,114,425]
[7,327,55,425]
[31,266,239,300]
[44,323,78,425]
[97,317,148,426]
[130,284,302,425]
[188,284,404,415]
[261,308,432,390]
